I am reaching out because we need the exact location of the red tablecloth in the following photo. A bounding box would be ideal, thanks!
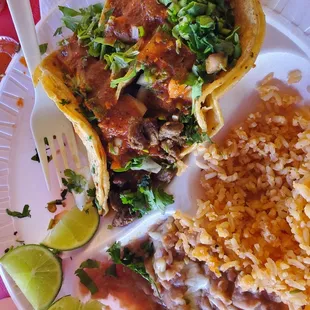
[0,0,40,41]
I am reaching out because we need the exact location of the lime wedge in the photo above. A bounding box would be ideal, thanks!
[49,296,106,309]
[42,204,99,251]
[0,245,62,310]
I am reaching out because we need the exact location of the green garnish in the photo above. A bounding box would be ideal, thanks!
[59,4,139,89]
[59,99,70,105]
[75,259,100,294]
[113,156,161,173]
[6,205,31,219]
[105,264,117,277]
[62,169,87,194]
[53,27,63,36]
[75,269,98,295]
[39,43,48,55]
[107,242,159,294]
[138,26,145,37]
[31,137,52,163]
[120,175,174,217]
[141,241,154,257]
[77,103,98,125]
[79,259,100,269]
[110,66,138,88]
[180,113,212,145]
[87,188,96,198]
[159,0,241,100]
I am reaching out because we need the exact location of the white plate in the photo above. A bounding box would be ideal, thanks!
[0,1,309,309]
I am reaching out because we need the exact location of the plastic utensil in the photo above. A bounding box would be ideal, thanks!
[6,0,81,190]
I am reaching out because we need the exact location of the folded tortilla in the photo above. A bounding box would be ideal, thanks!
[35,0,265,216]
[195,0,265,136]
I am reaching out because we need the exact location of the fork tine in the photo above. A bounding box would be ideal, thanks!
[47,135,63,187]
[65,129,81,169]
[56,134,69,170]
[36,138,51,191]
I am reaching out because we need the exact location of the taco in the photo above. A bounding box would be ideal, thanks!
[35,0,265,226]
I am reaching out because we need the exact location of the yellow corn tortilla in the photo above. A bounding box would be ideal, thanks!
[34,58,110,216]
[36,0,265,216]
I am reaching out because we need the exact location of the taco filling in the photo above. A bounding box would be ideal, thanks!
[37,0,264,226]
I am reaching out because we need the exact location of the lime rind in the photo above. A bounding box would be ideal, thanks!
[42,204,99,251]
[49,296,105,309]
[0,245,63,310]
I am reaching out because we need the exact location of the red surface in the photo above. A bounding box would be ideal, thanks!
[0,0,40,41]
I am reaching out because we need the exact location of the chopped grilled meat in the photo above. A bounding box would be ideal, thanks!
[56,36,87,74]
[138,30,195,82]
[161,139,180,159]
[111,170,148,190]
[159,122,184,141]
[128,121,148,151]
[143,118,159,146]
[104,0,167,44]
[99,95,147,153]
[79,58,117,114]
[156,168,176,183]
[109,191,137,227]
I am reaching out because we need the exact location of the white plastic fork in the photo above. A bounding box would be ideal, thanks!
[7,0,81,190]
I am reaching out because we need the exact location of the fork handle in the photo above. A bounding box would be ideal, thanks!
[7,0,41,78]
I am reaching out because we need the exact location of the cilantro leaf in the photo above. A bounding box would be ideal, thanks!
[75,269,98,295]
[87,188,96,198]
[59,99,70,105]
[75,258,100,294]
[39,43,48,55]
[107,242,159,295]
[79,259,100,269]
[105,264,117,277]
[113,156,161,173]
[110,67,138,88]
[53,27,63,36]
[141,241,154,257]
[180,113,212,145]
[6,205,31,219]
[120,175,174,217]
[62,169,87,194]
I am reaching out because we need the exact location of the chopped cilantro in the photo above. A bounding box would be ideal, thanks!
[75,259,100,294]
[138,26,145,37]
[39,43,48,55]
[120,175,174,217]
[31,138,52,163]
[59,99,71,105]
[87,188,96,198]
[159,0,241,101]
[62,169,87,194]
[180,113,212,145]
[107,242,159,295]
[60,189,68,200]
[110,66,138,88]
[113,156,161,173]
[79,259,100,269]
[75,269,98,295]
[105,264,117,277]
[53,27,63,36]
[6,205,31,219]
[141,241,154,257]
